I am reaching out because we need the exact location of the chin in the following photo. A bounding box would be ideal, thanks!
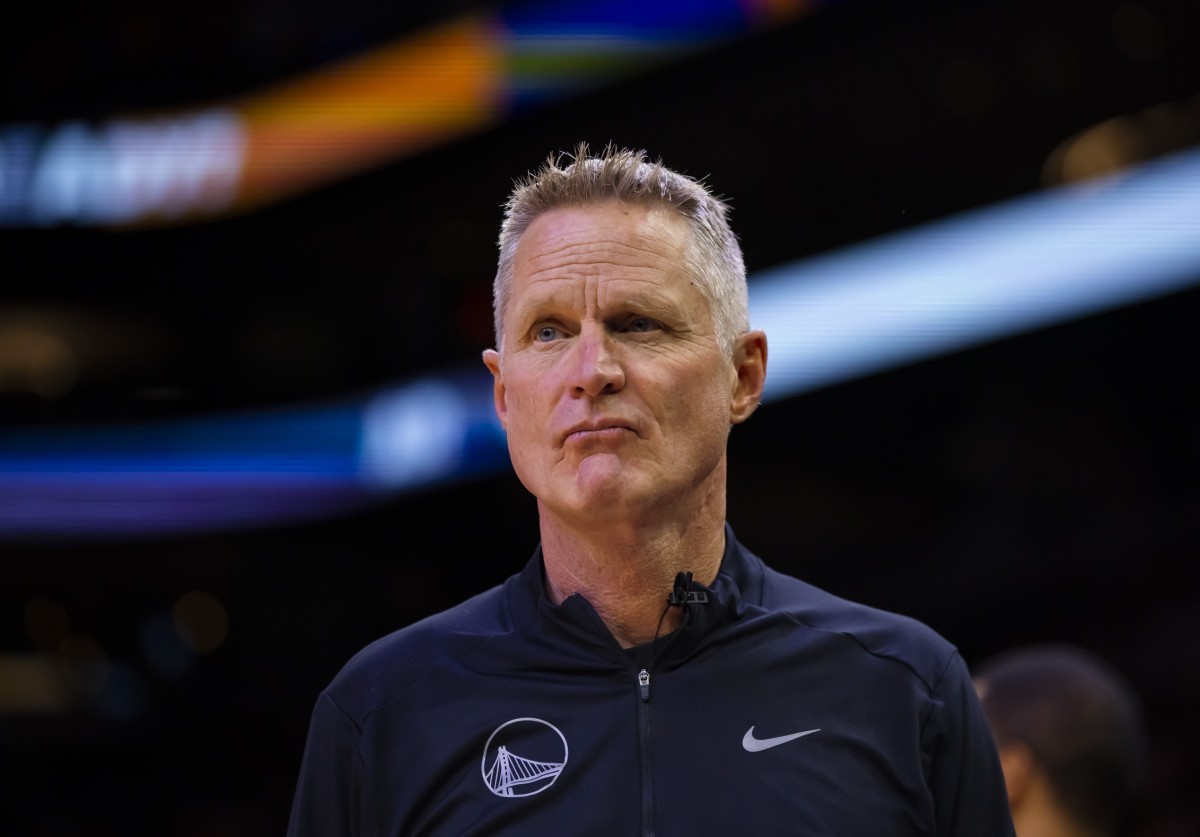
[551,476,647,522]
[575,458,644,499]
[569,483,635,516]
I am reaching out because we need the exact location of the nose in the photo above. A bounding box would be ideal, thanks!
[571,323,625,398]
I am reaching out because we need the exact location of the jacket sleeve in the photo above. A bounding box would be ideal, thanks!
[923,651,1015,837]
[287,691,371,837]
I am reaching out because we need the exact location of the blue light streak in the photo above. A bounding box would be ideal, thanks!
[2,148,1199,538]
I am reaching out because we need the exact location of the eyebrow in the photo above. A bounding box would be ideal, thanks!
[510,292,574,326]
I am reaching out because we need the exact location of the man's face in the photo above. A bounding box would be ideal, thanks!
[483,201,762,526]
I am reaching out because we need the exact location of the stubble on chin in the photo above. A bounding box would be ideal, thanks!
[541,451,640,521]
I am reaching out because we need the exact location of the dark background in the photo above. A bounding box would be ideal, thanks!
[3,0,1199,833]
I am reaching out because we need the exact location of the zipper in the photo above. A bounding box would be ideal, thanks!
[636,667,654,837]
[635,593,695,837]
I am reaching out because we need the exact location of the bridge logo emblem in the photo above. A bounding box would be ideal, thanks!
[481,717,568,798]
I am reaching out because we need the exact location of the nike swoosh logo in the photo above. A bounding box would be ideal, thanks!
[742,726,820,752]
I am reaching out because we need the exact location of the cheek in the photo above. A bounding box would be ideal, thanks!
[502,372,554,457]
[506,378,549,424]
[663,368,730,445]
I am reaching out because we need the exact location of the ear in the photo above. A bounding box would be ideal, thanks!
[482,348,508,431]
[997,742,1034,808]
[729,329,767,425]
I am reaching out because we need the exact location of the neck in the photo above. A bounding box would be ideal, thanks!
[538,510,727,648]
[1011,782,1109,837]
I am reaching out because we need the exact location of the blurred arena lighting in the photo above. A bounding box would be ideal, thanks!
[0,654,75,713]
[141,611,197,680]
[90,660,150,721]
[172,592,230,655]
[1,147,1199,538]
[754,147,1200,401]
[1042,96,1200,186]
[0,370,509,538]
[0,0,812,228]
[0,325,78,399]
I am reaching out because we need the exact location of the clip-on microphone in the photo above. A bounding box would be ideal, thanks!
[667,571,709,607]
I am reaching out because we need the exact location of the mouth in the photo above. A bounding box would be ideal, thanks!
[561,421,636,445]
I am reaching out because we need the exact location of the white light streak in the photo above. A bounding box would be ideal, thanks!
[751,149,1200,401]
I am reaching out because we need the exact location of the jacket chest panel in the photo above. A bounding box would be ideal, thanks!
[360,650,933,836]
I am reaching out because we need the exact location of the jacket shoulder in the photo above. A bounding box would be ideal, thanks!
[758,561,958,691]
[321,579,513,724]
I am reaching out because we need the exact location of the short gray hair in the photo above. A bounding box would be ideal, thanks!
[493,143,748,353]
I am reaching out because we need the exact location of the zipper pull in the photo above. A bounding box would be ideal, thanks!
[638,668,651,702]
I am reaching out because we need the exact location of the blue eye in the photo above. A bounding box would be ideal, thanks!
[535,326,561,342]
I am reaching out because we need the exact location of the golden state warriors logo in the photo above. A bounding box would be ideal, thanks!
[481,717,568,798]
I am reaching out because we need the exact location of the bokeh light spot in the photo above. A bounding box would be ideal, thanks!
[172,591,229,654]
[91,661,150,720]
[140,610,196,679]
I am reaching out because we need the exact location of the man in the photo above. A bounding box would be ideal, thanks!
[288,145,1014,835]
[974,644,1147,837]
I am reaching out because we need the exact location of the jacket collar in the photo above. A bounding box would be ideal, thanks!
[505,524,765,669]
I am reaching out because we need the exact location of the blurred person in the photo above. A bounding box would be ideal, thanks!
[974,644,1148,837]
[288,144,1014,835]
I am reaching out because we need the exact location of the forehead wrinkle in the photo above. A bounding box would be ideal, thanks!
[521,235,682,279]
[509,277,584,326]
[509,273,644,318]
[516,233,684,301]
[521,259,678,291]
[594,274,689,309]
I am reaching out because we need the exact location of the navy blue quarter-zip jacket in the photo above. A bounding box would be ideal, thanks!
[288,528,1014,836]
